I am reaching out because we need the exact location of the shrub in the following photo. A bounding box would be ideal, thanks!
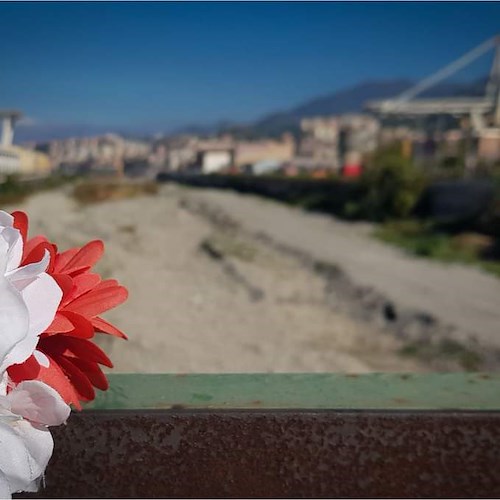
[73,179,158,204]
[357,144,427,221]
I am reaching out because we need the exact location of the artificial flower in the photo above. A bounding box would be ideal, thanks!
[0,211,62,372]
[0,377,70,498]
[8,212,128,409]
[0,223,69,498]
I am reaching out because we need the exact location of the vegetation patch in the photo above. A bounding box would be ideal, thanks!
[375,219,500,279]
[400,338,483,371]
[117,224,137,234]
[0,174,76,208]
[200,232,257,262]
[73,179,158,204]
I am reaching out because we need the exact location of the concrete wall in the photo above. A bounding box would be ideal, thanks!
[201,150,232,173]
[0,148,20,174]
[8,146,52,176]
[235,137,295,167]
[478,128,500,162]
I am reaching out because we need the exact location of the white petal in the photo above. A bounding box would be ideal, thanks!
[0,421,36,493]
[0,228,23,273]
[4,273,62,368]
[0,420,53,495]
[0,393,11,413]
[8,381,70,427]
[33,350,49,368]
[0,374,8,397]
[0,334,37,374]
[20,478,41,493]
[0,212,14,229]
[0,237,9,278]
[22,272,62,338]
[6,250,50,288]
[13,419,53,481]
[0,276,29,372]
[0,470,12,499]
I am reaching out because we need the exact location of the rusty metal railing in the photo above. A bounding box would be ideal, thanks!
[20,373,500,498]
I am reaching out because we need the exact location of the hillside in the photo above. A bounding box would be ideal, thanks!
[17,78,488,142]
[249,77,487,137]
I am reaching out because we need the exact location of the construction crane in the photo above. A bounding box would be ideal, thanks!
[366,35,500,131]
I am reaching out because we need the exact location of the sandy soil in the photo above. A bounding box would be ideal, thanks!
[190,186,500,352]
[8,184,427,374]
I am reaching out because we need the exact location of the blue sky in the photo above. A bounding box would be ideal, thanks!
[1,1,499,138]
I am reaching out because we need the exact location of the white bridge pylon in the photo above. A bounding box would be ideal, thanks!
[366,35,500,128]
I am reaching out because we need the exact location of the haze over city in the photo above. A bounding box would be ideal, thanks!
[1,1,500,141]
[0,0,499,377]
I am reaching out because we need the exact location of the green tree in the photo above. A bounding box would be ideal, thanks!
[359,143,427,221]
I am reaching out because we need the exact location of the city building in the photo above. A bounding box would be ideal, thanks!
[478,128,500,162]
[38,134,151,175]
[0,110,53,176]
[8,146,52,176]
[0,149,20,175]
[195,139,234,173]
[297,114,380,172]
[0,110,22,174]
[297,118,340,169]
[235,135,295,169]
[164,136,198,171]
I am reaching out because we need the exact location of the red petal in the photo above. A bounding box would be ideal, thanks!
[53,274,74,304]
[60,240,104,274]
[57,337,113,368]
[66,284,128,318]
[69,358,109,391]
[59,311,95,339]
[45,312,74,334]
[24,242,56,270]
[7,354,41,383]
[53,248,79,273]
[12,211,28,244]
[71,273,101,300]
[52,354,95,402]
[92,316,128,339]
[24,235,48,256]
[36,353,82,409]
[97,279,119,289]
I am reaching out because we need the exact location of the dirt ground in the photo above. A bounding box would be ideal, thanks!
[7,183,433,374]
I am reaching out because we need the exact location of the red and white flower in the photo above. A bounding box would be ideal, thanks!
[0,377,70,498]
[0,210,70,498]
[0,211,62,372]
[8,211,128,409]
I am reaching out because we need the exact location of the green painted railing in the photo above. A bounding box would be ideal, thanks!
[87,372,500,410]
[22,373,500,498]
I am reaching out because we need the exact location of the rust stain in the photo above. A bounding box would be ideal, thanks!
[391,398,410,404]
[20,409,500,499]
[170,404,188,410]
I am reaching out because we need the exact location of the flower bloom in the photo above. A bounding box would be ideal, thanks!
[8,212,128,409]
[0,210,69,498]
[0,212,62,372]
[0,378,70,498]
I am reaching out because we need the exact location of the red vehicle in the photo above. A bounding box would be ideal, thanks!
[342,163,362,178]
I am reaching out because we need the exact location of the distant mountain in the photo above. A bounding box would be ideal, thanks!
[249,77,488,137]
[15,123,121,143]
[16,77,488,143]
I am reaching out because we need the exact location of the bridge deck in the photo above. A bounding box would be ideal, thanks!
[366,97,494,116]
